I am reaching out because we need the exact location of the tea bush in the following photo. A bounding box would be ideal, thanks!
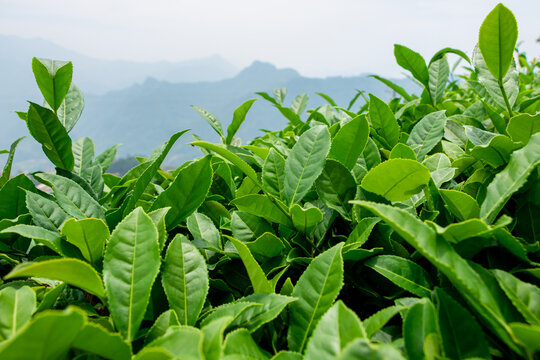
[0,3,539,359]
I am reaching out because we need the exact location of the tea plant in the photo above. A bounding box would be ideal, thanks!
[0,3,539,359]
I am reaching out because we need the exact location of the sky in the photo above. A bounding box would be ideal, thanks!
[1,0,539,78]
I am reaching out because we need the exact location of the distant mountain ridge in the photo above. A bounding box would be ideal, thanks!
[0,35,418,172]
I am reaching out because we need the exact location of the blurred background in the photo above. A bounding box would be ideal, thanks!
[1,0,538,172]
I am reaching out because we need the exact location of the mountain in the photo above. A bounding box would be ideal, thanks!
[0,35,418,172]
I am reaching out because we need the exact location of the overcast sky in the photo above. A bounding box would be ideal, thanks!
[1,0,538,78]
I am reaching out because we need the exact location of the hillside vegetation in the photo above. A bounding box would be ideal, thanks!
[0,3,539,359]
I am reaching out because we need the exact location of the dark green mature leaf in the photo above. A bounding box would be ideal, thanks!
[403,299,438,360]
[493,270,540,325]
[34,173,105,221]
[201,316,233,360]
[288,243,344,353]
[72,137,94,176]
[25,191,68,231]
[361,159,431,202]
[162,235,209,325]
[230,293,296,332]
[353,201,521,353]
[368,94,400,148]
[283,125,331,205]
[151,155,212,229]
[146,326,204,359]
[506,113,540,145]
[407,110,447,161]
[262,148,286,199]
[124,130,188,214]
[478,3,518,81]
[328,115,370,170]
[394,44,429,86]
[370,75,413,101]
[5,258,106,299]
[1,224,65,254]
[187,211,221,250]
[0,137,24,188]
[0,174,37,220]
[480,133,540,223]
[94,144,120,173]
[224,328,269,359]
[304,301,366,360]
[315,160,356,219]
[26,103,74,171]
[226,99,257,145]
[0,307,85,360]
[103,208,160,341]
[31,57,73,111]
[0,286,35,341]
[365,255,433,297]
[363,304,407,338]
[337,339,405,360]
[229,236,273,293]
[434,288,491,359]
[72,322,132,360]
[290,204,323,235]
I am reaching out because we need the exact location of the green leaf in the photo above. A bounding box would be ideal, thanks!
[0,137,24,188]
[262,148,286,199]
[290,204,323,235]
[1,224,65,254]
[433,288,492,359]
[231,194,292,227]
[57,83,84,132]
[369,75,413,101]
[428,56,449,104]
[125,130,188,214]
[336,339,405,360]
[403,299,438,360]
[0,307,85,360]
[480,133,540,223]
[368,94,400,148]
[363,305,407,338]
[72,137,94,175]
[72,322,132,360]
[478,3,518,80]
[94,144,120,173]
[473,45,519,110]
[283,125,331,205]
[291,93,309,115]
[406,110,447,161]
[226,99,257,144]
[103,207,160,341]
[162,235,209,325]
[229,236,273,293]
[151,155,213,229]
[187,211,221,250]
[26,103,74,171]
[390,143,417,160]
[25,191,68,231]
[145,310,180,345]
[288,243,344,352]
[365,255,433,297]
[328,115,370,170]
[5,258,106,299]
[190,141,262,190]
[439,189,480,221]
[422,153,455,187]
[304,301,366,360]
[147,207,170,252]
[315,160,356,219]
[394,44,429,86]
[61,218,109,266]
[352,200,520,353]
[192,105,224,140]
[360,159,431,202]
[493,270,540,325]
[147,326,204,359]
[31,57,73,111]
[34,173,105,221]
[0,286,36,341]
[510,323,540,353]
[224,328,270,359]
[202,316,233,360]
[507,113,540,145]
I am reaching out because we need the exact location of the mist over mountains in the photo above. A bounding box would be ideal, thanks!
[1,35,418,172]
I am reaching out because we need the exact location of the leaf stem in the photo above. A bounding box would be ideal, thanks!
[498,79,514,118]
